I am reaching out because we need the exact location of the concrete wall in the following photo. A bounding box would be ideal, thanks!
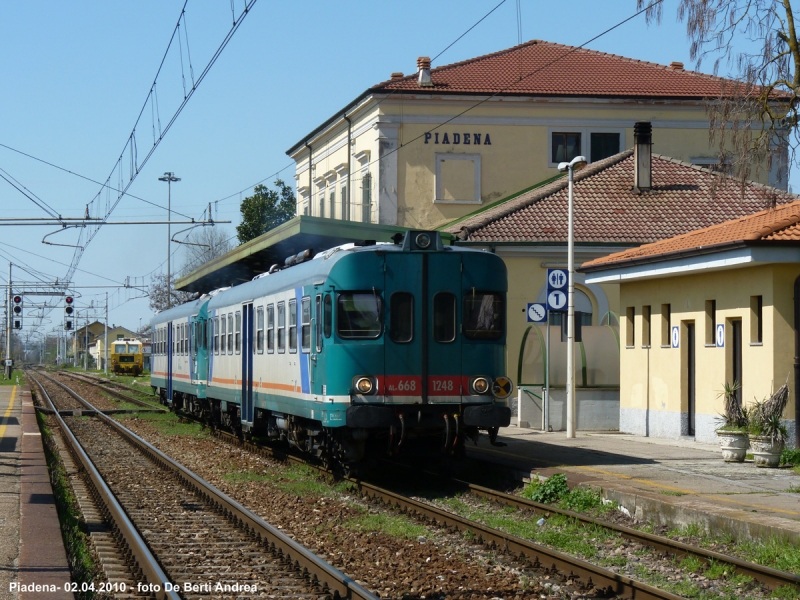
[619,264,799,444]
[517,385,619,431]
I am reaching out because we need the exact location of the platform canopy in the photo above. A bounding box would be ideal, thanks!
[175,216,451,294]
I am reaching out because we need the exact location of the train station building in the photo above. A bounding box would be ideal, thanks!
[581,201,800,445]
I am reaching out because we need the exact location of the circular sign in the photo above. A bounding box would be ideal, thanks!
[547,290,567,311]
[671,326,679,348]
[492,376,513,399]
[716,323,725,347]
[527,303,547,322]
[547,269,568,289]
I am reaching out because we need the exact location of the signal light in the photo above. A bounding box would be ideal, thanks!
[12,295,22,315]
[65,320,73,331]
[65,296,74,316]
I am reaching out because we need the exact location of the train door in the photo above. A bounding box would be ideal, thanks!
[426,252,463,402]
[166,321,173,407]
[384,253,423,402]
[241,303,255,429]
[190,315,208,384]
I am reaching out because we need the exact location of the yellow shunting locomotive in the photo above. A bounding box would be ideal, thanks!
[110,338,144,375]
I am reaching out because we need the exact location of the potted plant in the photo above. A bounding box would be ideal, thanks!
[715,381,748,462]
[748,384,790,468]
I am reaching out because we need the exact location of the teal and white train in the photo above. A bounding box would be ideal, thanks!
[151,230,511,468]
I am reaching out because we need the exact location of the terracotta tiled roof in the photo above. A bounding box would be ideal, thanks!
[446,151,794,246]
[582,199,800,270]
[374,40,738,98]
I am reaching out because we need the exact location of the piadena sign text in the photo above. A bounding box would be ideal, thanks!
[424,132,492,145]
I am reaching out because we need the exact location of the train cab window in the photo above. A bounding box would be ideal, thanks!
[277,302,286,353]
[433,293,456,343]
[463,292,504,340]
[337,292,382,339]
[323,294,332,338]
[234,311,242,354]
[220,316,226,354]
[267,304,275,353]
[315,295,323,352]
[390,292,414,343]
[227,314,234,354]
[256,307,264,354]
[301,297,311,353]
[289,299,298,353]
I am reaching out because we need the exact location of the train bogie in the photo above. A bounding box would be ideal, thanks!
[151,231,512,469]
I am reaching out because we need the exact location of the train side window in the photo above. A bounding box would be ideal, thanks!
[337,292,382,339]
[463,292,504,340]
[184,323,189,355]
[180,323,184,354]
[433,293,456,343]
[301,297,311,353]
[289,299,298,353]
[390,292,414,343]
[267,304,275,353]
[234,311,242,354]
[220,316,226,354]
[277,302,286,353]
[315,295,323,352]
[323,294,332,338]
[227,313,234,354]
[173,325,176,354]
[256,307,264,354]
[213,317,219,354]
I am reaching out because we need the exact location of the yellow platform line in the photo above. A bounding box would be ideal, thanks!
[0,386,17,438]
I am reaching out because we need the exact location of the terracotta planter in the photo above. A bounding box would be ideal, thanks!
[749,435,785,468]
[716,430,749,462]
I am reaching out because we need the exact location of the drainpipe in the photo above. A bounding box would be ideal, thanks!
[795,276,800,448]
[304,142,312,216]
[344,113,352,221]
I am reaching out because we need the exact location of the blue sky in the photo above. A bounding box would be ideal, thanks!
[0,0,771,344]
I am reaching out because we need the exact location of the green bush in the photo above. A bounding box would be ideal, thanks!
[781,448,800,466]
[521,473,570,503]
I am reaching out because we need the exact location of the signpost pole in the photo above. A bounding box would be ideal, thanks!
[545,313,550,431]
[5,263,11,379]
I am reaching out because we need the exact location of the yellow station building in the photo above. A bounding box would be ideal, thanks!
[582,202,800,444]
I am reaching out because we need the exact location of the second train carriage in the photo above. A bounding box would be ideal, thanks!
[151,230,511,466]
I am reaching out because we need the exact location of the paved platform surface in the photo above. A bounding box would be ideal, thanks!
[0,384,72,600]
[471,427,800,544]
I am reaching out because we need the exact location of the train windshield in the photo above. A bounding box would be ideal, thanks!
[337,292,382,339]
[463,292,504,340]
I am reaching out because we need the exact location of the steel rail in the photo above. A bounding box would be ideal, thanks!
[28,372,180,600]
[31,370,378,600]
[55,370,165,410]
[459,478,800,592]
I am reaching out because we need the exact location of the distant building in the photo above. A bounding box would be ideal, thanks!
[582,201,800,444]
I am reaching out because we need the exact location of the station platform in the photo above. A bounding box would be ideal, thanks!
[0,384,72,600]
[471,427,800,545]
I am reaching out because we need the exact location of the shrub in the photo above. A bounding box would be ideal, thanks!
[521,473,570,504]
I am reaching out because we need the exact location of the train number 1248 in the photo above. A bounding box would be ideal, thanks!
[432,379,454,392]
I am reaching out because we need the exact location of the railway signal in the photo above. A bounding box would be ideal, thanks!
[65,296,73,330]
[12,295,22,329]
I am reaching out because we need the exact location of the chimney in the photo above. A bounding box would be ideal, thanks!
[417,56,433,87]
[668,61,684,71]
[390,72,404,81]
[634,121,652,192]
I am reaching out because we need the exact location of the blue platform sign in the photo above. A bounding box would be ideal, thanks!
[671,326,680,348]
[716,323,725,347]
[546,268,568,312]
[527,303,547,323]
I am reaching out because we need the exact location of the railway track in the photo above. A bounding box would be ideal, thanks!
[47,369,800,599]
[52,369,165,411]
[28,370,378,600]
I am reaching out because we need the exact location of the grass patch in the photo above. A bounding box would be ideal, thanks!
[660,490,687,496]
[737,537,800,574]
[521,473,569,503]
[38,412,105,598]
[680,554,704,572]
[668,522,705,538]
[343,513,429,540]
[781,448,800,466]
[772,585,800,599]
[0,369,26,386]
[224,463,342,497]
[786,485,800,493]
[118,411,208,438]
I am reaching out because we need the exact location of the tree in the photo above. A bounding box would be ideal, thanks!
[148,273,196,312]
[640,0,795,190]
[179,226,234,275]
[236,179,296,244]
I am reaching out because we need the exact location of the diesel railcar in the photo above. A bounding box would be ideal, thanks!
[151,230,511,468]
[110,338,144,375]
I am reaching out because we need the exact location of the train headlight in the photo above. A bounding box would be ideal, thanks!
[415,233,431,249]
[354,376,375,395]
[470,376,490,395]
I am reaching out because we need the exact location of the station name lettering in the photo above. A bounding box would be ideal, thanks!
[424,132,492,145]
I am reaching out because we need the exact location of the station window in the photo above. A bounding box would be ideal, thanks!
[642,305,651,348]
[301,297,311,353]
[256,307,264,354]
[660,304,671,347]
[390,292,414,343]
[552,132,581,163]
[463,292,504,340]
[267,304,275,353]
[277,302,286,353]
[235,311,242,354]
[590,132,620,162]
[289,299,298,353]
[705,300,716,345]
[750,295,763,344]
[220,315,226,354]
[323,294,332,338]
[433,293,456,343]
[329,188,336,220]
[315,295,323,352]
[625,307,635,348]
[337,292,382,339]
[227,313,234,354]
